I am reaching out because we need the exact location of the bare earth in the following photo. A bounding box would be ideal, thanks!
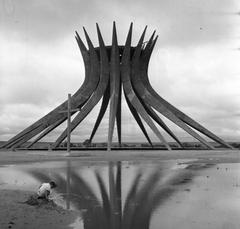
[0,190,79,229]
[0,149,239,229]
[1,149,240,164]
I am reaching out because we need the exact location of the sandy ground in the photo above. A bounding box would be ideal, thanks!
[0,148,239,229]
[0,190,79,229]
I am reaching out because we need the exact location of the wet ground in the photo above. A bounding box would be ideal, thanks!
[0,156,240,229]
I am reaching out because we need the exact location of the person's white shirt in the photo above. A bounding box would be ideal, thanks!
[37,183,51,197]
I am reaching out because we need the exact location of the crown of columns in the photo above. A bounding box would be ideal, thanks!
[1,22,233,150]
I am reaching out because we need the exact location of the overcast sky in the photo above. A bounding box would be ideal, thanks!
[1,0,240,143]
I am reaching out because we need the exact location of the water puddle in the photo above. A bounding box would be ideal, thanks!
[0,159,240,228]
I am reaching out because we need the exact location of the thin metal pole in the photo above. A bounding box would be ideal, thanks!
[67,93,71,153]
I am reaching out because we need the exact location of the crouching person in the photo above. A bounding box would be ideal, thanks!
[37,181,57,200]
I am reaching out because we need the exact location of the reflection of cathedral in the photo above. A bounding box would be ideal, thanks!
[30,160,196,229]
[2,23,233,150]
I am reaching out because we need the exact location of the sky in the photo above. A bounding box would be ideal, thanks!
[1,0,240,143]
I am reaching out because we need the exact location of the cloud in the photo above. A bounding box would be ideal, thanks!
[146,42,240,140]
[0,36,85,106]
[1,0,238,46]
[1,0,240,142]
[1,0,100,41]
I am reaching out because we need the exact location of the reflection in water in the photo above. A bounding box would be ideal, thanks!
[28,160,197,229]
[66,159,71,209]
